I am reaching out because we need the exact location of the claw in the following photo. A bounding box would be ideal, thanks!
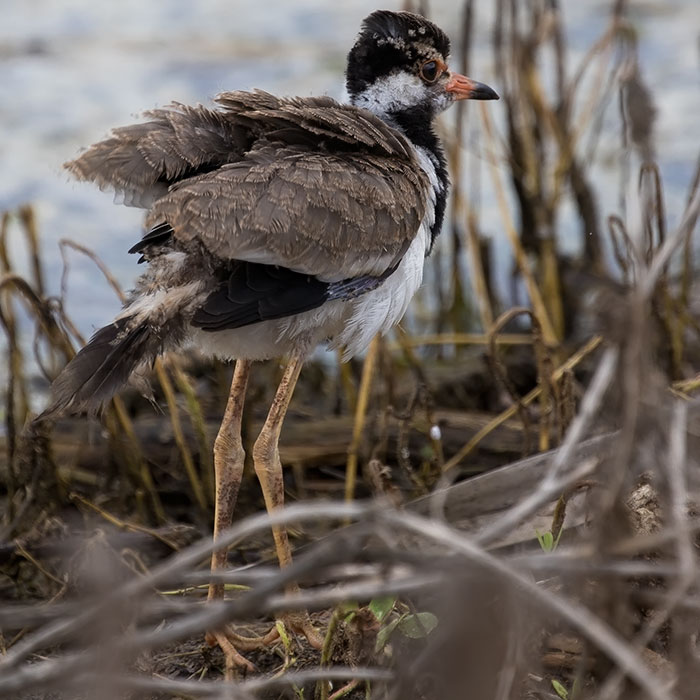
[207,629,257,678]
[283,610,324,649]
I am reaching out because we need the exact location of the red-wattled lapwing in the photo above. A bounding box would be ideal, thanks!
[43,10,498,670]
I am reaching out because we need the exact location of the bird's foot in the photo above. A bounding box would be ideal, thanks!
[278,609,324,649]
[205,614,321,678]
[205,625,278,678]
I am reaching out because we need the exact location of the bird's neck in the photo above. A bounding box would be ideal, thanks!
[382,105,449,252]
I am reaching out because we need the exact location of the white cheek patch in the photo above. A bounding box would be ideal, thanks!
[353,71,429,116]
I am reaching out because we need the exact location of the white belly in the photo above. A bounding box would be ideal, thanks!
[189,219,429,362]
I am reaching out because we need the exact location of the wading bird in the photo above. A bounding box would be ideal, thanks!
[44,10,498,670]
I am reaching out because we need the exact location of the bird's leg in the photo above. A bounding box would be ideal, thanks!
[207,359,251,603]
[252,352,323,649]
[205,359,277,675]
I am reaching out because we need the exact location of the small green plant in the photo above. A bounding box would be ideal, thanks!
[551,677,581,699]
[368,595,395,623]
[275,619,297,672]
[535,528,563,552]
[367,596,438,652]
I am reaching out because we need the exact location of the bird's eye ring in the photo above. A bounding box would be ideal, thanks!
[419,60,441,83]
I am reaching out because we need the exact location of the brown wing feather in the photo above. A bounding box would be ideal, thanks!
[215,91,413,157]
[64,103,251,207]
[66,89,429,279]
[148,144,427,280]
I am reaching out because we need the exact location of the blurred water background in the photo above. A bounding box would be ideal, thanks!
[1,0,699,338]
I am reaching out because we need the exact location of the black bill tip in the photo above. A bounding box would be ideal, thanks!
[470,80,499,100]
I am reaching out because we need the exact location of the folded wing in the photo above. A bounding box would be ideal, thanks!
[66,90,429,281]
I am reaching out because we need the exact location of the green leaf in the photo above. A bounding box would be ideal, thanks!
[339,600,359,622]
[369,596,396,623]
[375,617,402,652]
[551,679,568,700]
[397,612,438,638]
[535,529,555,552]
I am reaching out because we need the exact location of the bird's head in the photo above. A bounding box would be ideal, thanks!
[346,10,498,121]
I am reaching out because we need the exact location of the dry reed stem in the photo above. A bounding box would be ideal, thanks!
[679,154,700,312]
[169,357,215,506]
[389,332,533,349]
[58,238,126,304]
[442,334,603,471]
[18,205,45,297]
[345,334,380,504]
[640,170,700,300]
[464,202,495,328]
[444,0,495,331]
[109,395,166,524]
[154,358,208,514]
[597,400,692,699]
[337,347,358,412]
[69,493,179,550]
[475,344,618,547]
[317,606,343,700]
[0,274,73,360]
[479,102,558,345]
[486,307,538,454]
[53,667,391,700]
[607,213,638,282]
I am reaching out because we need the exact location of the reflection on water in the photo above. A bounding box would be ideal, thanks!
[1,0,699,335]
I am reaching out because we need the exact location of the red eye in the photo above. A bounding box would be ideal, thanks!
[419,60,441,83]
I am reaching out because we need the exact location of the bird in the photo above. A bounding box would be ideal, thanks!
[42,9,498,671]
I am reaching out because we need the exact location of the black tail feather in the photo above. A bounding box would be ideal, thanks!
[39,316,152,419]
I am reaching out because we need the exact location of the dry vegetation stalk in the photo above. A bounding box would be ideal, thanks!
[59,238,126,305]
[390,332,532,349]
[109,395,166,524]
[443,334,603,471]
[486,307,539,454]
[479,102,558,346]
[345,334,381,503]
[170,358,215,506]
[154,358,208,513]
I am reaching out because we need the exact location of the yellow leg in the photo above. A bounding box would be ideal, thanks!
[208,359,252,604]
[205,360,277,675]
[252,353,323,648]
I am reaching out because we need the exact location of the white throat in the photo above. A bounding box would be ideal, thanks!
[351,71,428,118]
